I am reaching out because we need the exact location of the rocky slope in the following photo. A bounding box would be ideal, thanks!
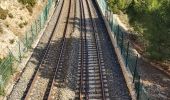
[0,0,47,59]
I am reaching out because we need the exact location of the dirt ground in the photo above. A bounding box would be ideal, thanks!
[138,57,170,100]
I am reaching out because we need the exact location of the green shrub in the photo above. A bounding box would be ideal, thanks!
[20,16,23,20]
[107,0,132,13]
[19,23,24,28]
[23,21,28,25]
[0,7,8,20]
[19,21,28,28]
[8,13,13,18]
[18,0,36,14]
[0,87,5,96]
[108,0,170,60]
[9,39,15,44]
[26,5,33,14]
[18,0,36,7]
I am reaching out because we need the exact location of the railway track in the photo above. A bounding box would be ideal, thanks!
[76,0,110,99]
[22,0,73,99]
[43,0,72,99]
[8,0,131,99]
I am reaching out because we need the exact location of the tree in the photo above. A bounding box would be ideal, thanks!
[108,0,170,60]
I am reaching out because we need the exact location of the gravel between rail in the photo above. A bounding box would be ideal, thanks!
[8,0,132,99]
[87,0,131,99]
[7,0,64,99]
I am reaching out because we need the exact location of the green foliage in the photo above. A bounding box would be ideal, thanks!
[19,21,28,28]
[108,0,170,60]
[26,5,33,14]
[0,7,8,20]
[18,0,36,7]
[0,88,5,96]
[9,39,15,44]
[8,13,13,18]
[107,0,132,13]
[19,23,24,28]
[18,0,36,13]
[23,21,28,25]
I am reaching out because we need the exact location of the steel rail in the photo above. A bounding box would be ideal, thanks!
[22,0,66,99]
[85,0,106,99]
[79,0,84,99]
[45,0,72,99]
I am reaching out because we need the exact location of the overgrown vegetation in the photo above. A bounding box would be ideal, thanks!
[18,0,36,13]
[18,0,36,7]
[9,39,15,44]
[19,21,28,28]
[8,13,14,18]
[0,7,8,20]
[26,5,33,13]
[108,0,170,60]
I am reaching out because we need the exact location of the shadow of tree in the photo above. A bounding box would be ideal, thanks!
[21,11,131,99]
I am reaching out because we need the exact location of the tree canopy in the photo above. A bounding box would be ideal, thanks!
[108,0,170,60]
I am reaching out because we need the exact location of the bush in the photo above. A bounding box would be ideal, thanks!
[19,23,24,28]
[0,7,8,20]
[107,0,132,13]
[19,21,28,28]
[9,39,15,44]
[26,5,33,14]
[8,13,13,18]
[23,21,28,25]
[18,0,36,7]
[108,0,170,60]
[0,88,5,96]
[18,0,36,14]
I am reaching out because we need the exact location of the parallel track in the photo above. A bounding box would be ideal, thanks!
[78,0,86,99]
[85,0,106,99]
[7,0,132,100]
[44,0,72,99]
[22,0,72,99]
[17,0,131,99]
[77,0,109,99]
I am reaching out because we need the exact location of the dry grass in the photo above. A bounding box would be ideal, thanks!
[0,7,8,20]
